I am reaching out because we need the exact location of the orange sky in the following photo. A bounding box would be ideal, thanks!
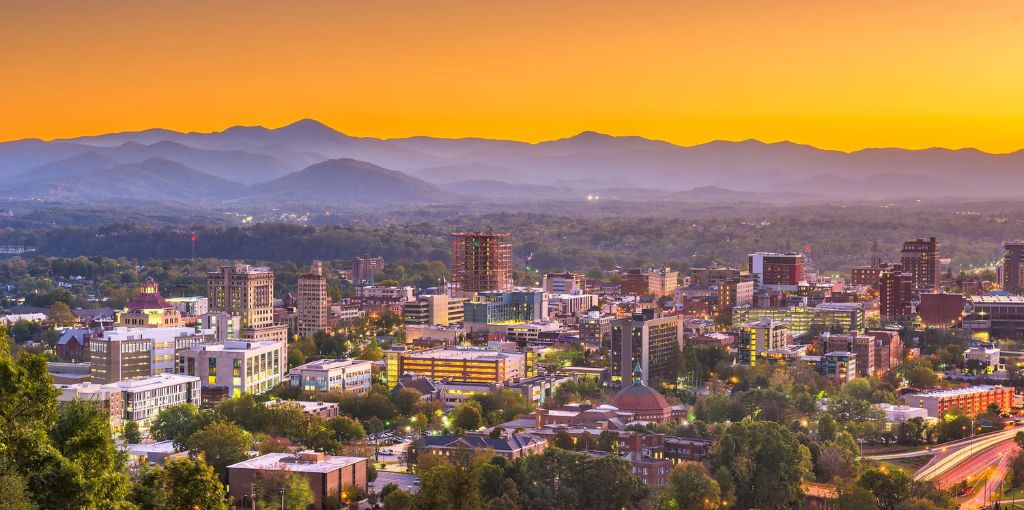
[2,1,1022,152]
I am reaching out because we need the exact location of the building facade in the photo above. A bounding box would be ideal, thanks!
[737,318,789,366]
[901,385,1013,418]
[177,340,287,397]
[403,294,466,326]
[287,358,373,395]
[542,272,586,294]
[611,310,684,385]
[463,290,547,325]
[103,373,201,428]
[117,278,184,328]
[385,347,529,388]
[731,304,865,334]
[297,261,330,337]
[748,252,804,289]
[901,237,941,294]
[823,332,876,377]
[88,327,215,384]
[879,264,914,319]
[620,268,679,297]
[207,264,288,342]
[451,232,513,292]
[352,255,384,285]
[228,452,367,510]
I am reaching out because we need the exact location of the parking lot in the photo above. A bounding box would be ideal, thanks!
[373,471,421,493]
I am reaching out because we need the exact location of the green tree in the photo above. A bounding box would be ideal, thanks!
[329,416,367,443]
[50,400,135,509]
[838,485,880,510]
[817,414,839,442]
[131,457,228,510]
[666,462,721,509]
[0,472,36,510]
[384,488,413,510]
[47,301,78,328]
[255,471,314,510]
[710,419,812,510]
[123,420,141,444]
[393,388,422,416]
[185,421,251,481]
[150,403,220,449]
[858,468,912,510]
[451,402,484,432]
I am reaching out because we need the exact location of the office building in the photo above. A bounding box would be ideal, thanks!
[969,295,1024,332]
[352,255,384,285]
[611,310,684,385]
[1003,242,1024,294]
[228,452,367,510]
[620,268,679,297]
[869,330,903,373]
[207,264,288,342]
[717,278,754,310]
[297,261,330,337]
[165,296,209,318]
[287,358,373,395]
[56,382,124,429]
[464,290,547,325]
[403,294,466,326]
[103,373,201,428]
[748,252,804,289]
[688,266,746,288]
[451,232,513,292]
[818,352,857,383]
[542,272,586,294]
[177,340,287,397]
[851,266,884,286]
[117,278,183,328]
[901,385,1013,418]
[736,318,789,366]
[823,332,875,377]
[731,303,865,334]
[901,237,941,294]
[579,311,614,349]
[879,264,914,319]
[266,400,340,420]
[88,327,215,384]
[384,347,529,389]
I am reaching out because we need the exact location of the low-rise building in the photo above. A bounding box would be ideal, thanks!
[103,373,201,428]
[228,451,367,510]
[731,303,865,334]
[176,340,286,398]
[417,434,547,461]
[384,346,531,389]
[267,400,340,420]
[964,347,1001,372]
[818,352,857,383]
[56,381,124,429]
[287,358,373,395]
[900,385,1014,418]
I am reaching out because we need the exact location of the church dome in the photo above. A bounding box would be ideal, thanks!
[609,382,671,414]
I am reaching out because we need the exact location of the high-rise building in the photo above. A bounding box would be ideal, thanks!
[177,340,287,398]
[1002,242,1024,294]
[88,326,216,384]
[578,311,614,350]
[117,278,183,328]
[879,264,914,319]
[717,279,754,310]
[736,318,789,366]
[451,232,513,292]
[818,352,857,383]
[463,290,547,325]
[297,261,330,337]
[748,252,804,289]
[611,310,684,385]
[352,256,384,285]
[207,264,287,342]
[823,332,876,377]
[620,268,679,297]
[868,330,903,374]
[900,237,940,294]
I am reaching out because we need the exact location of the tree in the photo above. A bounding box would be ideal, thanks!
[0,472,36,510]
[47,301,77,328]
[329,416,367,443]
[818,414,839,442]
[383,488,413,510]
[123,420,141,444]
[858,468,912,510]
[50,400,134,509]
[393,388,422,416]
[666,462,721,509]
[451,402,484,432]
[1014,430,1024,450]
[838,485,880,510]
[132,457,228,510]
[254,471,314,510]
[150,403,219,449]
[710,419,812,510]
[185,421,252,481]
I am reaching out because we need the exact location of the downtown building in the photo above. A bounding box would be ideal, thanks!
[736,318,789,366]
[822,331,876,377]
[88,326,216,384]
[1003,241,1024,294]
[451,232,513,292]
[351,255,384,285]
[297,261,330,337]
[879,264,914,319]
[287,358,373,395]
[900,237,941,294]
[102,373,202,428]
[177,340,287,398]
[620,268,679,297]
[116,278,184,328]
[731,303,865,334]
[383,346,533,389]
[901,385,1013,418]
[542,272,587,294]
[207,264,288,342]
[748,252,804,290]
[402,294,466,326]
[611,310,684,385]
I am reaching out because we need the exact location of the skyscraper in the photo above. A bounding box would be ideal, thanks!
[352,256,384,285]
[879,264,914,319]
[900,237,940,294]
[451,232,512,293]
[611,309,684,385]
[207,264,287,341]
[297,261,330,337]
[1003,241,1024,294]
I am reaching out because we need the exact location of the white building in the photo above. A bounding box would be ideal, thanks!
[103,373,201,428]
[963,347,1001,371]
[177,340,286,397]
[359,286,415,302]
[874,403,932,426]
[548,293,599,316]
[287,358,373,395]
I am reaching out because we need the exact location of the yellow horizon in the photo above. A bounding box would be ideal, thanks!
[2,1,1022,153]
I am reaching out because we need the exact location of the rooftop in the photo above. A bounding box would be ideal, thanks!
[971,295,1024,304]
[404,348,520,362]
[289,358,372,371]
[103,373,200,392]
[904,385,1009,398]
[228,452,365,474]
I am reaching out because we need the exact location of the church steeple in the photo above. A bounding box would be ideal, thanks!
[632,361,644,385]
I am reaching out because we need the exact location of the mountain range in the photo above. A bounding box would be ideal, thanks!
[1,119,1021,207]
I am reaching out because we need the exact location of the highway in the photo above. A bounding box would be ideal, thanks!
[956,448,1015,510]
[911,428,1020,482]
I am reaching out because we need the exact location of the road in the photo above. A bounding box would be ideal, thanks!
[956,447,1015,510]
[913,428,1020,482]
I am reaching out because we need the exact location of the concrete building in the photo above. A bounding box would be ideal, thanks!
[818,352,857,383]
[297,261,331,337]
[879,264,914,319]
[823,331,876,377]
[384,347,530,389]
[688,266,746,288]
[165,296,209,318]
[620,268,679,297]
[56,381,124,429]
[901,237,941,294]
[267,400,340,420]
[402,294,466,326]
[578,311,614,349]
[1003,242,1024,294]
[287,358,373,395]
[451,232,513,292]
[103,373,201,428]
[963,347,1001,372]
[737,318,789,366]
[748,252,804,289]
[177,340,287,397]
[359,286,415,302]
[117,278,184,328]
[207,264,288,342]
[731,303,865,334]
[542,272,586,294]
[969,295,1024,333]
[548,293,598,316]
[611,310,684,385]
[717,278,754,310]
[228,451,367,510]
[88,326,215,384]
[901,385,1013,418]
[352,255,384,285]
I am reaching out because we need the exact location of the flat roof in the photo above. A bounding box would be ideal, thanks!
[103,373,199,392]
[972,296,1024,304]
[404,348,521,362]
[228,452,365,474]
[289,358,372,371]
[904,385,1008,398]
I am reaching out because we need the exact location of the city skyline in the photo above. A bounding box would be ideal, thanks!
[3,1,1023,152]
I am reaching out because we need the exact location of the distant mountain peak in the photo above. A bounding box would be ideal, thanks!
[277,118,338,133]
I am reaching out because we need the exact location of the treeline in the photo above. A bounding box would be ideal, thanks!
[4,204,1021,273]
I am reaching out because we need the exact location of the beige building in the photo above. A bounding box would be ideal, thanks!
[89,326,215,384]
[207,264,287,342]
[117,278,183,328]
[287,358,373,395]
[621,268,679,297]
[177,340,287,397]
[403,294,466,326]
[611,310,684,385]
[103,373,201,429]
[297,261,330,337]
